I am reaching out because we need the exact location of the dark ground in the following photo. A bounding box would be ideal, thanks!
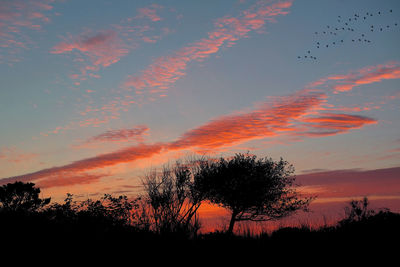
[1,209,399,263]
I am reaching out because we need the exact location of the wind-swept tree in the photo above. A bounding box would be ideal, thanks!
[194,153,313,234]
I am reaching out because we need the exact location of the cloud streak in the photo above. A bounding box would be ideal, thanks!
[307,62,400,93]
[0,147,38,164]
[169,90,325,151]
[123,0,293,95]
[298,113,377,137]
[36,173,107,189]
[1,88,377,187]
[297,167,400,201]
[0,143,164,186]
[85,125,149,144]
[12,57,398,187]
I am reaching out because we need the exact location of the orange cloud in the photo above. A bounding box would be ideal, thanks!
[0,89,377,188]
[0,143,164,186]
[36,172,107,189]
[298,113,377,136]
[123,0,293,94]
[169,90,325,151]
[0,89,324,186]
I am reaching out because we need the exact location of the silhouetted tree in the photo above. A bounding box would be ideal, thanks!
[0,181,50,213]
[339,197,375,225]
[46,193,77,218]
[78,194,138,226]
[194,153,313,234]
[143,160,204,236]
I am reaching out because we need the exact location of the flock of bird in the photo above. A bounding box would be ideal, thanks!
[298,9,398,60]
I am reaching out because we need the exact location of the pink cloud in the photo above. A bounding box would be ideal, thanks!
[0,0,52,30]
[51,30,130,68]
[51,5,173,83]
[307,62,400,94]
[296,167,400,201]
[0,0,54,62]
[0,87,378,187]
[136,4,163,22]
[123,0,293,94]
[385,90,400,100]
[0,147,38,164]
[141,36,157,43]
[0,90,321,185]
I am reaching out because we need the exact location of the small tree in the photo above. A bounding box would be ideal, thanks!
[0,181,50,213]
[194,153,313,234]
[142,160,204,236]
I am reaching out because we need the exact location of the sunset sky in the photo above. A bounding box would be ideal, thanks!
[1,0,400,226]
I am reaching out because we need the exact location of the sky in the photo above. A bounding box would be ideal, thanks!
[1,0,400,227]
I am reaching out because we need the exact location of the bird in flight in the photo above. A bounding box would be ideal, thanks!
[297,8,395,61]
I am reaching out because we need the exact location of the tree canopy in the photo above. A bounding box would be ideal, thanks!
[194,153,313,233]
[0,181,50,212]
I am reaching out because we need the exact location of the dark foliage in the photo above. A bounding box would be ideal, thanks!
[194,153,313,233]
[1,182,398,261]
[0,181,50,212]
[142,161,203,237]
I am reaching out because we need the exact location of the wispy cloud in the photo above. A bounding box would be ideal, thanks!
[296,167,400,201]
[84,125,149,144]
[51,30,129,68]
[0,0,55,63]
[123,0,293,96]
[1,88,376,186]
[136,4,163,22]
[36,172,107,189]
[51,4,171,82]
[5,58,397,187]
[0,146,38,163]
[307,62,400,94]
[169,90,324,151]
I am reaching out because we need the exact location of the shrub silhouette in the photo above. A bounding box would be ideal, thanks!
[46,193,139,227]
[194,153,313,234]
[338,196,375,225]
[142,160,204,237]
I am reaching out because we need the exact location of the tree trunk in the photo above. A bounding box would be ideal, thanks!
[227,211,238,234]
